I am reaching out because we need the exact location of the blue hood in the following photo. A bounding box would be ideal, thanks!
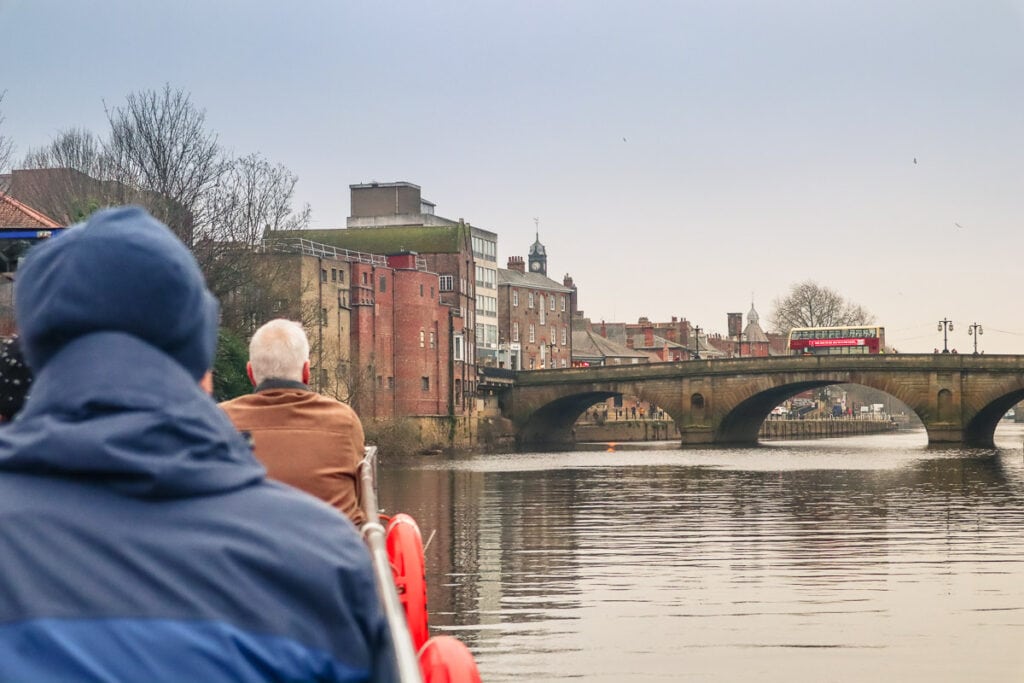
[0,331,264,498]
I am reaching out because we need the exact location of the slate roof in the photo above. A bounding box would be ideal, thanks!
[572,326,651,363]
[497,268,572,293]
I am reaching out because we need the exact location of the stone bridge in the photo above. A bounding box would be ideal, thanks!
[498,354,1024,448]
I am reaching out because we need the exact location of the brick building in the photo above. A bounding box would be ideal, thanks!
[253,240,457,427]
[267,182,479,424]
[496,234,577,370]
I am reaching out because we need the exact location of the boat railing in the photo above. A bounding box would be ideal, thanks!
[359,446,424,682]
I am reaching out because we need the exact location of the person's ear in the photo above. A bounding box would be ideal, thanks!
[199,371,214,395]
[246,362,257,387]
[302,360,311,385]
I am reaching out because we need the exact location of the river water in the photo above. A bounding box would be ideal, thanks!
[378,424,1024,682]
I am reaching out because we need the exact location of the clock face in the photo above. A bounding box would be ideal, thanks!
[530,261,541,271]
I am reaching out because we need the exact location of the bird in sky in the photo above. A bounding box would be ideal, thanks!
[913,157,917,164]
[954,222,964,229]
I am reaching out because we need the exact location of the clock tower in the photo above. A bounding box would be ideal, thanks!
[528,228,547,276]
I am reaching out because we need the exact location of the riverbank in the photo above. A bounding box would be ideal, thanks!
[574,416,900,443]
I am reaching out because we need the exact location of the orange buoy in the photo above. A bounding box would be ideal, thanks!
[385,513,429,651]
[419,635,481,683]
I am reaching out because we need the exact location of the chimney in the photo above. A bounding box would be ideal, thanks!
[507,256,525,273]
[644,326,654,348]
[600,320,607,338]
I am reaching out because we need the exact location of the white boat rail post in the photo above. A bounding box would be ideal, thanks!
[359,446,424,683]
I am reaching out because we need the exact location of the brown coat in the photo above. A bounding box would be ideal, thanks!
[220,382,366,525]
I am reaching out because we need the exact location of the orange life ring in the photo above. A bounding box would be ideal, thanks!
[419,635,481,683]
[385,513,429,651]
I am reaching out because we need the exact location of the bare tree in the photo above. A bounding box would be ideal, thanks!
[0,91,14,173]
[198,154,310,328]
[769,280,875,332]
[104,84,224,244]
[18,128,115,223]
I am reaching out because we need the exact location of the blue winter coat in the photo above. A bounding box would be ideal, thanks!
[0,331,398,681]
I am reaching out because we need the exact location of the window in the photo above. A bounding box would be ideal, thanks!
[421,376,430,391]
[331,268,337,282]
[361,272,368,285]
[539,301,546,326]
[321,269,327,282]
[379,275,387,292]
[419,284,424,297]
[338,270,344,283]
[513,322,519,342]
[550,296,555,311]
[475,265,496,289]
[562,326,568,345]
[419,330,425,348]
[429,331,435,349]
[376,375,382,387]
[528,292,534,308]
[475,295,496,316]
[529,324,535,343]
[320,308,328,326]
[561,296,566,312]
[439,275,454,292]
[512,290,519,307]
[387,376,394,389]
[455,379,462,405]
[453,334,464,361]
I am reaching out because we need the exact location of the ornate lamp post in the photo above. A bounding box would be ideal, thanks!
[937,318,954,354]
[692,325,702,360]
[968,322,983,355]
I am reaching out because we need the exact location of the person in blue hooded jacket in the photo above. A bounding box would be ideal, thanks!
[0,206,398,682]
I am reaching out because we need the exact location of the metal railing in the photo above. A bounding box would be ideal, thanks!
[261,238,388,266]
[261,238,431,271]
[358,446,423,682]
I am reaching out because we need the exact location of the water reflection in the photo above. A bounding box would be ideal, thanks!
[378,426,1024,682]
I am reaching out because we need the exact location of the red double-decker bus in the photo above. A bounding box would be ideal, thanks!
[787,326,885,356]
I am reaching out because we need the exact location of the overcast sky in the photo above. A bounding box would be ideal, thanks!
[3,0,1022,353]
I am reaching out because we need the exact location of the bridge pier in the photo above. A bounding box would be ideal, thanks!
[678,427,714,446]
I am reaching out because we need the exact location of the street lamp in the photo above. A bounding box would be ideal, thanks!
[937,318,953,354]
[968,322,983,355]
[692,325,702,360]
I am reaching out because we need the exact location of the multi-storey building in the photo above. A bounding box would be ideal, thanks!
[268,181,480,424]
[471,225,499,367]
[496,234,576,370]
[254,239,455,428]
